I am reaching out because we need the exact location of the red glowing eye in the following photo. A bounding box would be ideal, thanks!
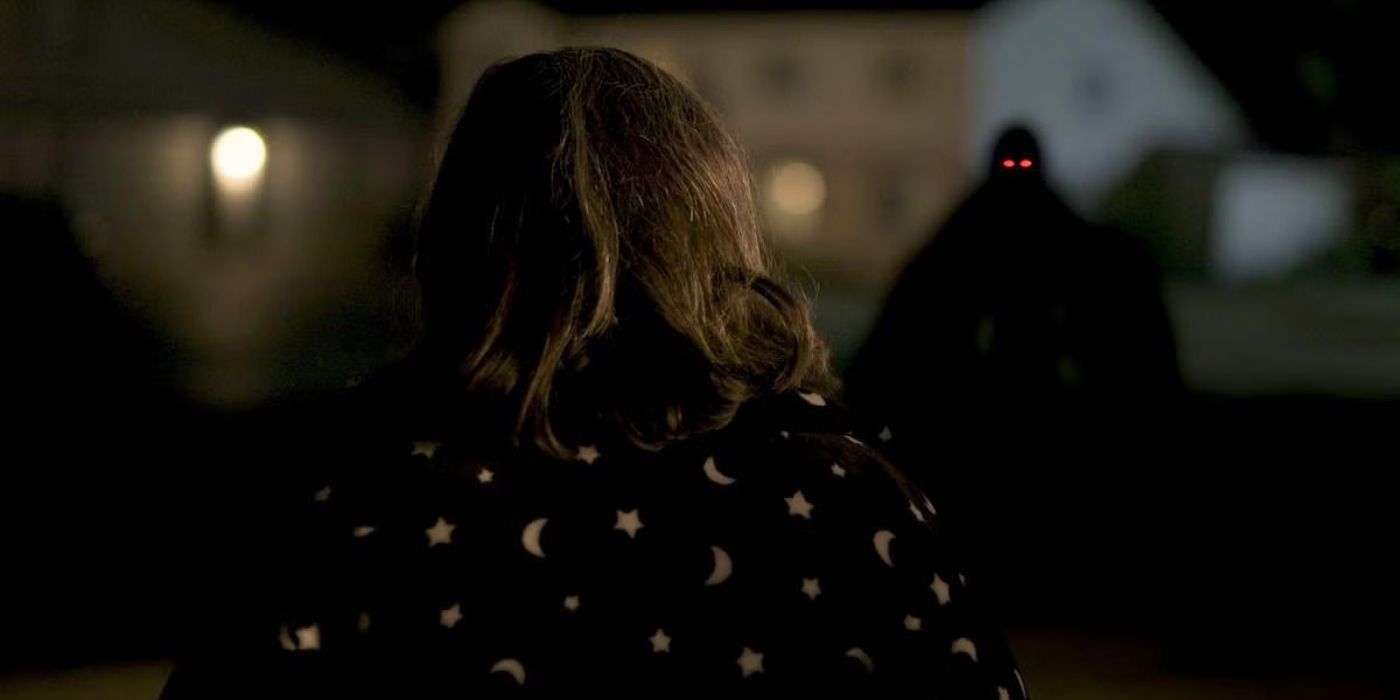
[1002,159,1016,169]
[1020,159,1033,168]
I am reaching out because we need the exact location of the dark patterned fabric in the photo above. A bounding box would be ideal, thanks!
[162,387,1026,700]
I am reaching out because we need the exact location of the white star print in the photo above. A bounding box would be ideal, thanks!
[563,595,580,611]
[959,573,968,587]
[614,509,644,539]
[931,574,951,606]
[294,624,320,651]
[476,467,494,484]
[736,647,764,677]
[780,430,790,439]
[412,441,440,459]
[785,490,814,519]
[801,577,821,600]
[440,603,462,629]
[649,628,672,653]
[830,462,847,478]
[425,517,456,546]
[313,485,331,503]
[798,391,826,407]
[904,614,922,631]
[352,525,376,538]
[575,444,601,465]
[879,425,893,442]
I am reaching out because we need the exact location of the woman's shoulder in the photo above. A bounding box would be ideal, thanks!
[711,390,902,477]
[673,389,929,525]
[723,389,890,445]
[231,387,1024,698]
[332,385,919,525]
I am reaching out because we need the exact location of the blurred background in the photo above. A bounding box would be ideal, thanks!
[2,0,1398,697]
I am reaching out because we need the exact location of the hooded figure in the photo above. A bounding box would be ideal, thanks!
[844,126,1183,620]
[848,125,1180,432]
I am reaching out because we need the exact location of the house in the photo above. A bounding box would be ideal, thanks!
[436,0,1254,363]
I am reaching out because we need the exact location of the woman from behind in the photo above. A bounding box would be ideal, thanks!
[162,47,1027,699]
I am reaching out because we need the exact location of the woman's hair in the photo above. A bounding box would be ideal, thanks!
[413,47,835,458]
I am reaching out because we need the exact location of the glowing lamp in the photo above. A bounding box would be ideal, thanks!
[210,126,267,185]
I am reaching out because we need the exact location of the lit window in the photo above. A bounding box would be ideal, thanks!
[769,161,826,216]
[763,159,827,245]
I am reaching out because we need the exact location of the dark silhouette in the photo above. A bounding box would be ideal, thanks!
[0,192,200,670]
[0,193,170,395]
[848,126,1180,423]
[844,126,1183,622]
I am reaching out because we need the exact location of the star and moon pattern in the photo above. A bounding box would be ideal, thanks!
[186,390,1028,699]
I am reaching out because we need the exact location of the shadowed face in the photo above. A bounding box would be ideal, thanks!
[990,127,1043,182]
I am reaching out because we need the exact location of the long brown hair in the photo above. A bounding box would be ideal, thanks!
[413,47,834,458]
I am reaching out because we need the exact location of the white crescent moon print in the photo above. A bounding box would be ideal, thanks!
[522,518,548,558]
[704,545,733,586]
[702,456,737,485]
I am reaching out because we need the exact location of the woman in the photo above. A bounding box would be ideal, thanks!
[162,48,1027,699]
